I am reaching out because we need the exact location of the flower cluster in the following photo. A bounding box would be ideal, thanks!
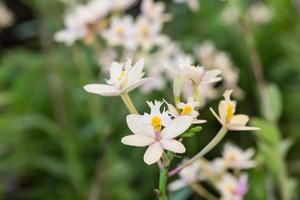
[169,143,256,200]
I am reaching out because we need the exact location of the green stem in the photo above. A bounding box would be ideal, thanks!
[120,93,139,114]
[168,127,228,176]
[159,167,168,200]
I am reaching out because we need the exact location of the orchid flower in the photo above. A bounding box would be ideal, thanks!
[84,59,151,96]
[222,143,256,169]
[216,173,248,200]
[121,102,193,165]
[166,97,206,124]
[210,90,259,131]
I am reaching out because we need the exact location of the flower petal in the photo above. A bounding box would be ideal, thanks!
[168,180,187,191]
[161,116,193,139]
[161,139,186,153]
[209,107,223,125]
[192,119,207,124]
[84,84,119,96]
[126,114,155,137]
[227,125,260,131]
[121,134,155,147]
[201,69,222,84]
[230,114,249,126]
[128,58,144,81]
[122,78,153,93]
[143,142,164,165]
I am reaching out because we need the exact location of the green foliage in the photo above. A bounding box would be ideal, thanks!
[181,126,203,138]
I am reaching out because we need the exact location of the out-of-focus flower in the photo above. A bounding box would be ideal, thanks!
[167,97,206,124]
[222,143,256,169]
[210,90,259,131]
[0,2,14,29]
[110,0,136,11]
[249,2,272,24]
[84,59,151,96]
[136,16,163,51]
[168,160,201,191]
[121,114,193,165]
[173,0,200,12]
[217,173,248,200]
[102,16,137,50]
[54,0,111,45]
[196,158,226,181]
[141,0,171,21]
[221,5,240,25]
[194,41,216,68]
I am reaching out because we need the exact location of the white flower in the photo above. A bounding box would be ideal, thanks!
[84,59,151,96]
[167,97,206,124]
[110,0,136,11]
[222,143,256,169]
[249,2,272,24]
[141,100,172,132]
[0,2,14,29]
[216,173,248,200]
[102,16,137,50]
[54,0,111,45]
[136,16,163,51]
[210,90,259,131]
[168,160,201,191]
[121,114,193,165]
[141,0,171,21]
[221,5,240,25]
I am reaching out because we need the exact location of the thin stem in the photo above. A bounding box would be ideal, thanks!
[190,183,218,200]
[159,167,168,200]
[168,127,228,176]
[120,93,138,114]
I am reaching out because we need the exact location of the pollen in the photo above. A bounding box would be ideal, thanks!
[181,105,192,115]
[225,102,235,123]
[118,70,126,81]
[151,115,162,132]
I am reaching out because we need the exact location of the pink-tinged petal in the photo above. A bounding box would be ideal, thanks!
[84,84,119,96]
[143,142,164,165]
[161,116,193,139]
[209,107,223,125]
[192,119,207,124]
[230,114,249,126]
[122,78,153,93]
[201,69,222,82]
[121,134,155,147]
[168,180,187,191]
[161,139,186,153]
[227,125,260,131]
[126,114,155,137]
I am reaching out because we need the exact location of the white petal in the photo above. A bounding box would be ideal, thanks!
[201,77,222,84]
[161,116,193,139]
[143,142,164,165]
[161,139,186,153]
[192,119,207,124]
[84,84,119,96]
[128,58,144,80]
[201,70,222,83]
[166,102,179,117]
[168,180,187,191]
[121,134,155,147]
[218,100,227,122]
[230,114,249,126]
[122,78,153,93]
[227,125,260,131]
[209,107,223,125]
[126,114,155,137]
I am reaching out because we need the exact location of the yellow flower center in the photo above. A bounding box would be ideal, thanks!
[140,26,149,38]
[227,152,237,162]
[118,70,126,81]
[151,115,162,132]
[181,105,192,115]
[226,185,236,194]
[116,27,124,36]
[225,102,235,123]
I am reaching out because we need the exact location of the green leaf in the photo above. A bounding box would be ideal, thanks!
[261,83,282,122]
[251,118,281,144]
[181,126,202,138]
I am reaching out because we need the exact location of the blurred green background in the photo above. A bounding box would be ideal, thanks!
[0,0,300,199]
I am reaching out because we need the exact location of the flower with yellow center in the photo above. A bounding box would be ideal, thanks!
[122,113,193,165]
[210,90,259,131]
[166,97,206,124]
[222,143,256,169]
[84,58,152,96]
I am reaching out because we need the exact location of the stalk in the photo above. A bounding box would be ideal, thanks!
[168,127,228,176]
[120,93,139,114]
